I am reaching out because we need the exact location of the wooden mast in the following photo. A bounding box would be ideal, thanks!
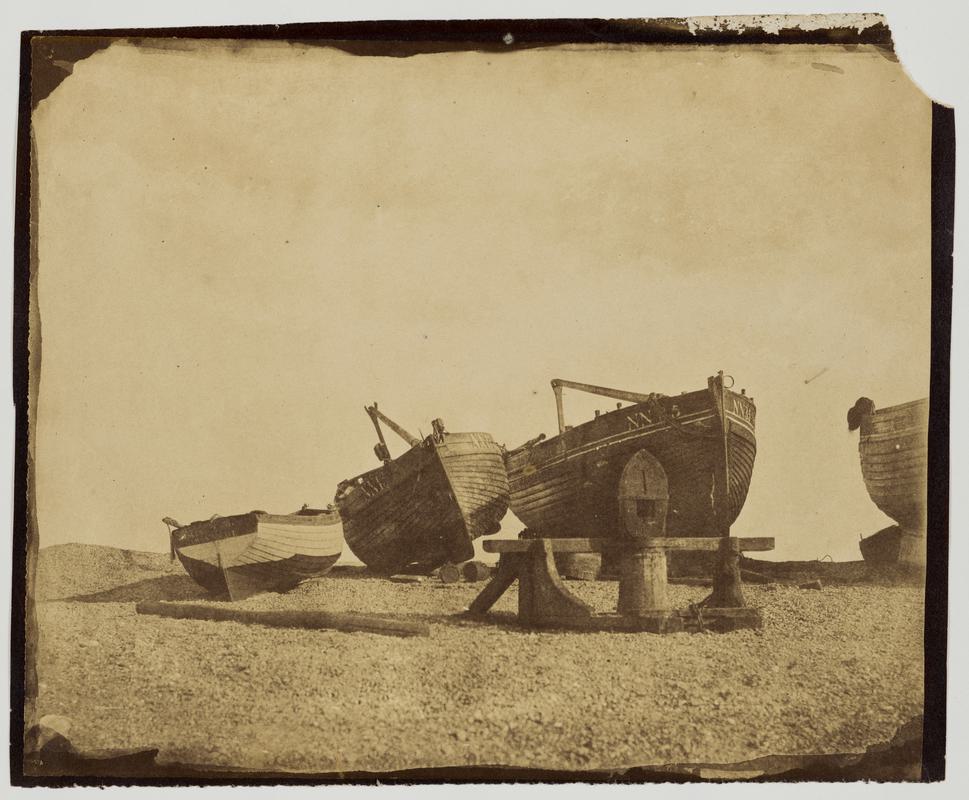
[366,403,421,448]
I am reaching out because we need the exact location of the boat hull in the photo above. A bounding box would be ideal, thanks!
[857,398,928,533]
[335,432,510,574]
[504,377,756,541]
[172,510,343,600]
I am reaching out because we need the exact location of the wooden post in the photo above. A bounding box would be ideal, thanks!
[617,546,668,615]
[706,536,745,608]
[553,382,566,434]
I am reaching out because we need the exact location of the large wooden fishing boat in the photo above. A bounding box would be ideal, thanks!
[165,507,343,600]
[334,405,510,574]
[504,372,756,542]
[847,396,929,565]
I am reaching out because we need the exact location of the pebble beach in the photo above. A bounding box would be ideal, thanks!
[29,543,926,777]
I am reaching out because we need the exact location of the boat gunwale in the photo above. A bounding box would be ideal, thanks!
[336,431,503,495]
[506,377,757,539]
[505,407,732,478]
[253,512,341,527]
[504,381,756,477]
[869,397,930,416]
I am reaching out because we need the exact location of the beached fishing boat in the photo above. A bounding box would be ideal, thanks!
[164,507,343,600]
[847,396,929,565]
[504,372,756,541]
[334,405,509,574]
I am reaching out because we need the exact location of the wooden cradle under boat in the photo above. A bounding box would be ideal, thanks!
[165,507,343,600]
[334,405,509,575]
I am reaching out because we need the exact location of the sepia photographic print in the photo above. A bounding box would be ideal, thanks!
[11,11,953,786]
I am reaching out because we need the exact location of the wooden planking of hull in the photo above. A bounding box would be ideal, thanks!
[335,423,510,575]
[848,396,929,535]
[504,373,756,540]
[170,509,343,600]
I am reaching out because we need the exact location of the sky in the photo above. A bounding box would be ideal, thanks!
[32,39,932,562]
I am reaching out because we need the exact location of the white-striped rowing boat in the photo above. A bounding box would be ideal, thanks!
[165,507,343,600]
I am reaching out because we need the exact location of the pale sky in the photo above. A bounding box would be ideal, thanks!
[33,40,931,562]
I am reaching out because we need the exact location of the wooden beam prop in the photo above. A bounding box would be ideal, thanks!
[466,555,519,615]
[136,601,430,638]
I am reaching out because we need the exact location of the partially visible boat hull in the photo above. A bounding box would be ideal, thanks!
[851,397,928,566]
[858,399,929,532]
[172,510,343,600]
[336,431,509,575]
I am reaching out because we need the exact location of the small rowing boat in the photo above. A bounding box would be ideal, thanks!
[164,506,343,600]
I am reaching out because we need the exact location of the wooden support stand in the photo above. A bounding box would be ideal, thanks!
[465,536,774,633]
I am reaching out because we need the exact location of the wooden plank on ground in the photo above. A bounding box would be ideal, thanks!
[135,601,430,637]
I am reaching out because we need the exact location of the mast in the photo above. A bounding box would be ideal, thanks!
[550,378,658,435]
[366,403,421,448]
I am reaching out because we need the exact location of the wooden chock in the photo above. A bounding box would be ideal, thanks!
[519,539,593,627]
